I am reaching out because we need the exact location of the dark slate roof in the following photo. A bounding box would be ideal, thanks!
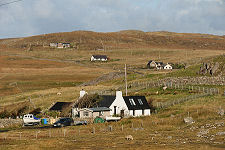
[147,60,154,65]
[155,62,164,66]
[89,107,111,112]
[92,55,108,59]
[49,102,73,111]
[96,95,116,108]
[123,96,150,110]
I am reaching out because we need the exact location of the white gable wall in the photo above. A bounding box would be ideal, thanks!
[91,56,95,61]
[109,91,129,116]
[164,64,172,70]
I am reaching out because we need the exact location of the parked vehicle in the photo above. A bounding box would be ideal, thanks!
[53,117,74,127]
[23,114,41,126]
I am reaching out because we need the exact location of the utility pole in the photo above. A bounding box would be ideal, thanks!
[186,50,188,60]
[125,64,128,96]
[158,51,161,60]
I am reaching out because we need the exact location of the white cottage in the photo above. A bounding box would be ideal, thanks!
[164,64,173,70]
[72,91,151,118]
[109,91,151,117]
[90,55,108,61]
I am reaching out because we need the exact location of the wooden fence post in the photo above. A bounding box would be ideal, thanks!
[19,132,22,140]
[92,127,95,134]
[64,128,66,137]
[35,131,38,139]
[49,129,51,138]
[109,126,113,132]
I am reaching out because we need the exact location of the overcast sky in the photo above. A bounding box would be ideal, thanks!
[0,0,225,38]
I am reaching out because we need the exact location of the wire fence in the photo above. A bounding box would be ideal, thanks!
[155,93,210,109]
[89,80,220,96]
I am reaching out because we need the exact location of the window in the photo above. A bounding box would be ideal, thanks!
[138,99,143,105]
[83,111,89,117]
[129,99,136,105]
[99,111,103,116]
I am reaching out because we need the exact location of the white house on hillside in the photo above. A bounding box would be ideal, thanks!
[109,91,151,117]
[72,91,151,118]
[90,55,108,61]
[164,64,173,70]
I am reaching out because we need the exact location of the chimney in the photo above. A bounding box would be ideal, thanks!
[116,91,123,98]
[80,89,86,98]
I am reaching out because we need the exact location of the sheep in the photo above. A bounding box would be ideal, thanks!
[125,135,133,140]
[57,92,62,95]
[163,86,167,91]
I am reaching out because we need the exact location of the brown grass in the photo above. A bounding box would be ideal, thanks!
[0,95,224,150]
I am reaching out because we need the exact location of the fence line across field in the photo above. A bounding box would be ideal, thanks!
[0,122,146,140]
[156,93,210,109]
[89,80,220,96]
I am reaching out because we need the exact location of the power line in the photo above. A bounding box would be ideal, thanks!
[0,0,24,7]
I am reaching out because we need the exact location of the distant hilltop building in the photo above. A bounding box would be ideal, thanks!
[147,60,173,70]
[50,43,71,48]
[90,55,108,61]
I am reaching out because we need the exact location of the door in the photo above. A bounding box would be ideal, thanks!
[120,110,124,118]
[114,106,117,115]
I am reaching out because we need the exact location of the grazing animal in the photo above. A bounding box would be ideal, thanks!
[163,86,167,91]
[57,92,62,95]
[125,135,133,140]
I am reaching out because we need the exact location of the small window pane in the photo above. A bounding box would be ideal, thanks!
[129,99,136,105]
[83,111,89,117]
[138,99,143,105]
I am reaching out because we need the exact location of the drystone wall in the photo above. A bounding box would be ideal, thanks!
[0,119,23,128]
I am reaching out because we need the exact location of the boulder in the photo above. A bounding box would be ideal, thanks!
[217,108,224,116]
[197,129,209,137]
[184,117,195,125]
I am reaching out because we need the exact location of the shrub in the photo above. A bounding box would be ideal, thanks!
[0,110,11,118]
[147,98,156,113]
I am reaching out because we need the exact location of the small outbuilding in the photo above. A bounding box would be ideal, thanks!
[79,107,111,119]
[147,60,164,69]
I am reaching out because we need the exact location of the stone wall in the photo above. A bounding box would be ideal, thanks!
[158,76,225,86]
[0,119,23,128]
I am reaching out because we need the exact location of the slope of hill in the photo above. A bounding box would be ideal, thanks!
[1,30,225,50]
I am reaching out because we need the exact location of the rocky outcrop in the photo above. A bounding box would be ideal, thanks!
[199,62,221,76]
[199,55,225,76]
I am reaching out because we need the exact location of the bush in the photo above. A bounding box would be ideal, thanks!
[29,107,42,115]
[172,63,185,69]
[147,98,156,113]
[0,110,11,118]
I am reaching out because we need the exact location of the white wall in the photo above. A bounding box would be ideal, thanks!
[164,64,172,70]
[135,110,143,116]
[90,56,95,61]
[109,91,128,116]
[144,109,151,116]
[128,109,151,117]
